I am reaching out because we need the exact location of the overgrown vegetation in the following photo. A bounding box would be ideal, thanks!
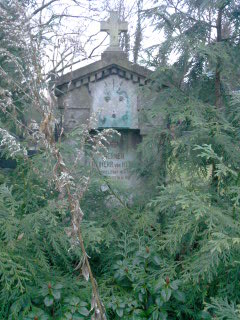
[0,0,240,319]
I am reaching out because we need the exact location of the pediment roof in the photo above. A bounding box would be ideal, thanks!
[55,52,152,96]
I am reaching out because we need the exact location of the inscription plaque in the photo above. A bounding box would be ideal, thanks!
[91,131,140,184]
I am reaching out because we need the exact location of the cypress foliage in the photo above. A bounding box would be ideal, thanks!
[0,0,240,319]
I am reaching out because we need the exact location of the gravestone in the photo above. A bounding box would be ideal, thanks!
[55,11,152,185]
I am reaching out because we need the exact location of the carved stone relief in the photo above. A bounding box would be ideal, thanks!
[89,75,138,130]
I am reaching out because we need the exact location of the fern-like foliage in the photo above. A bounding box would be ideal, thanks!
[206,298,240,320]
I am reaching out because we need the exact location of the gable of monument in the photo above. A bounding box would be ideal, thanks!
[56,57,152,132]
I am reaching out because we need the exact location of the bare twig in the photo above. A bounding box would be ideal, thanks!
[31,0,59,18]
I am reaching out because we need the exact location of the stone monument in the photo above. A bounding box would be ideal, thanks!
[55,11,152,185]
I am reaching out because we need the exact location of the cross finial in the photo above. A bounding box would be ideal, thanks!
[100,11,128,51]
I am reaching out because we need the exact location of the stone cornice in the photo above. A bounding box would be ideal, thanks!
[55,54,152,96]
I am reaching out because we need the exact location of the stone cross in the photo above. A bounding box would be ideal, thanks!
[100,11,128,49]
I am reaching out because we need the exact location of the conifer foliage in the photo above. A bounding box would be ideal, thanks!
[0,0,240,319]
[139,0,240,318]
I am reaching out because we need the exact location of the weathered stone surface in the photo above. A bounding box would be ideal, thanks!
[100,11,128,51]
[91,131,141,185]
[89,75,138,130]
[57,68,153,133]
[56,69,153,182]
[55,52,151,91]
[60,85,91,130]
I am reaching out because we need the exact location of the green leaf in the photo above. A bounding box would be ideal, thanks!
[152,256,161,266]
[53,290,61,300]
[169,280,179,290]
[199,311,211,319]
[65,296,80,306]
[159,311,167,320]
[154,279,165,293]
[44,296,54,307]
[133,308,144,316]
[138,293,144,302]
[69,306,76,314]
[64,312,73,320]
[116,308,124,317]
[73,315,84,320]
[78,307,89,316]
[152,310,159,320]
[155,297,163,307]
[173,290,185,302]
[54,283,63,290]
[25,308,49,320]
[143,251,150,259]
[161,288,171,302]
